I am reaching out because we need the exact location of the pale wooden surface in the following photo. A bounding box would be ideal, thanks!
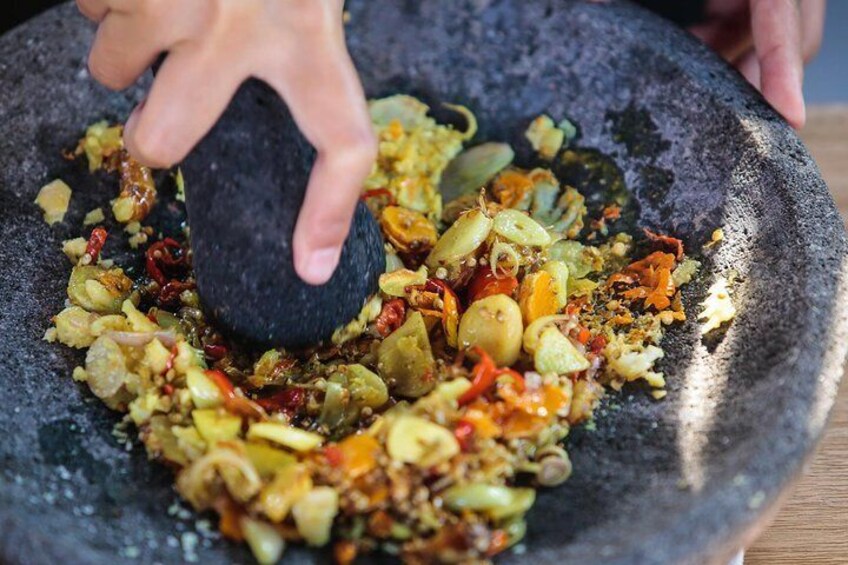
[747,105,848,564]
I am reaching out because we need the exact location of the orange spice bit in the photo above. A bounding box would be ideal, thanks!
[336,434,381,478]
[602,204,622,221]
[643,228,684,260]
[487,529,511,557]
[491,170,534,208]
[214,496,245,541]
[609,251,678,311]
[334,540,358,565]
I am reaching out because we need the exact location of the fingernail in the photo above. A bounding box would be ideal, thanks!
[299,247,341,285]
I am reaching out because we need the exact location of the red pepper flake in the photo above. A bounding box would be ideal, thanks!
[467,267,519,303]
[163,344,179,374]
[324,444,344,467]
[162,383,174,395]
[360,187,396,205]
[85,227,108,261]
[486,529,510,557]
[157,280,195,307]
[203,343,229,361]
[643,228,684,260]
[496,367,526,393]
[255,387,306,414]
[206,369,266,420]
[145,238,188,286]
[602,204,622,221]
[589,334,608,354]
[374,298,407,337]
[454,419,475,452]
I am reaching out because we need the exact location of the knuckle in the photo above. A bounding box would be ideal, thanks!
[87,51,127,91]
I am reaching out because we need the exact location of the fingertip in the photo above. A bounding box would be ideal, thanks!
[294,245,343,285]
[123,102,179,168]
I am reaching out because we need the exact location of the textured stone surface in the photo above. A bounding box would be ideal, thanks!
[0,1,846,564]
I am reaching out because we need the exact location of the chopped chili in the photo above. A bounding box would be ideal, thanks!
[467,267,519,303]
[374,298,407,337]
[458,347,498,406]
[84,226,108,261]
[206,369,265,420]
[203,343,229,361]
[145,238,189,286]
[454,419,475,452]
[360,187,396,205]
[156,279,194,306]
[323,444,344,467]
[255,387,306,414]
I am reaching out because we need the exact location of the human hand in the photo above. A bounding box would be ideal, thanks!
[77,0,377,285]
[689,0,826,129]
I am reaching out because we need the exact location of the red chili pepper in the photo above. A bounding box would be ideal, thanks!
[203,343,229,361]
[589,334,608,354]
[458,347,498,406]
[206,369,236,397]
[495,367,526,392]
[163,344,179,374]
[467,267,519,303]
[324,445,344,467]
[157,280,195,306]
[454,419,475,452]
[425,278,463,314]
[360,188,396,205]
[85,227,108,261]
[374,298,407,337]
[162,383,175,395]
[255,387,306,414]
[145,238,188,286]
[206,369,266,419]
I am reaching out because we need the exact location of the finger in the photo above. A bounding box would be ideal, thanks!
[800,0,826,62]
[262,27,376,285]
[76,0,108,22]
[735,49,762,89]
[87,12,164,91]
[123,45,245,168]
[750,0,805,128]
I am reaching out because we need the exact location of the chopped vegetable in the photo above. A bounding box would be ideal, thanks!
[387,415,460,467]
[35,179,72,225]
[458,294,523,366]
[699,276,736,334]
[248,422,324,452]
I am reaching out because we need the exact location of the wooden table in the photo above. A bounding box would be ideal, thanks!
[747,106,848,564]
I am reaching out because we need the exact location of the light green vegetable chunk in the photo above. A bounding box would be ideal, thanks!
[534,327,590,374]
[442,484,536,520]
[440,142,514,202]
[378,312,436,398]
[492,209,552,247]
